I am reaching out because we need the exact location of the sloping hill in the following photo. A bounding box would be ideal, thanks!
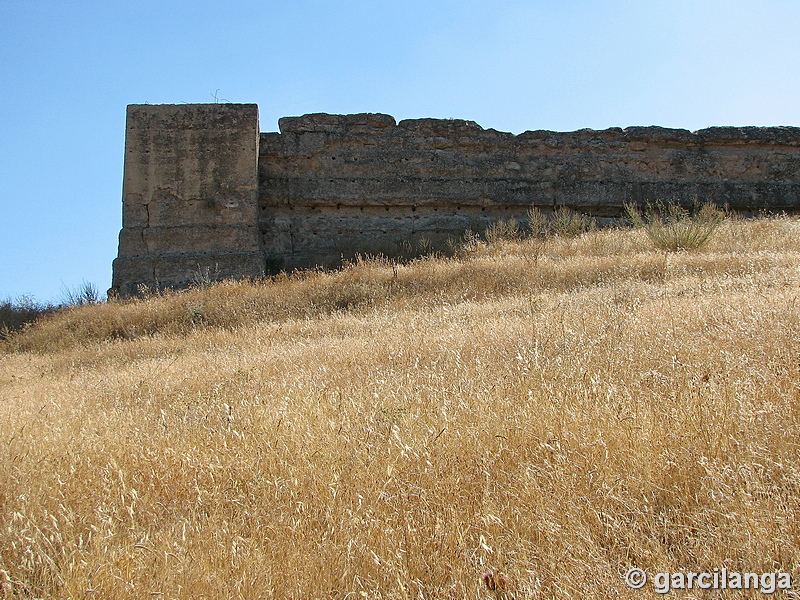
[2,217,800,598]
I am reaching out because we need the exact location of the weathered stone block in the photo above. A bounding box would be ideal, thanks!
[111,255,156,297]
[152,253,265,288]
[123,104,259,224]
[119,225,261,256]
[113,104,262,294]
[279,113,396,135]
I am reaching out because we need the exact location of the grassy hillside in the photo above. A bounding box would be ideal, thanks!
[2,216,800,598]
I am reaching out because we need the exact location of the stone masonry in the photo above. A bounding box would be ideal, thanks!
[113,104,262,295]
[111,103,800,296]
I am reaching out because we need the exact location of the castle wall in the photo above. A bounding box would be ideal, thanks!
[112,104,262,296]
[259,112,800,272]
[112,104,800,295]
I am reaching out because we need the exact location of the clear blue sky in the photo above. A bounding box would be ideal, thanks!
[2,0,799,302]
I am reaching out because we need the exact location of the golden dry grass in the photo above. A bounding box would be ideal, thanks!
[2,216,800,598]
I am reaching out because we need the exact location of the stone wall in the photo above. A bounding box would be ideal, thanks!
[112,104,800,295]
[112,104,262,296]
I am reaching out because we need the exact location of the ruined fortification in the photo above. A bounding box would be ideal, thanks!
[112,103,800,296]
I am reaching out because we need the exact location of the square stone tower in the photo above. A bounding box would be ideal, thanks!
[111,103,263,296]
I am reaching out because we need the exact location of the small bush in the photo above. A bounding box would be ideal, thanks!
[626,201,725,251]
[395,237,441,261]
[191,265,221,289]
[485,219,522,243]
[59,281,102,307]
[551,207,595,237]
[526,207,550,238]
[527,207,595,238]
[0,297,54,340]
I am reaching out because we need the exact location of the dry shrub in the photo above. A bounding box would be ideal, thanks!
[0,297,53,340]
[626,201,726,251]
[527,207,595,238]
[484,219,522,243]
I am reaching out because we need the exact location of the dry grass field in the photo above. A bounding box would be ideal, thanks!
[2,215,800,599]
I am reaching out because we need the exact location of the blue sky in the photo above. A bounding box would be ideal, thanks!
[2,0,799,302]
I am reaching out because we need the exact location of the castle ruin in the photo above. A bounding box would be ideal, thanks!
[111,103,800,296]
